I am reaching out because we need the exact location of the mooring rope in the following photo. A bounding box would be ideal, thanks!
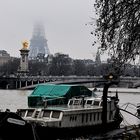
[119,108,140,120]
[31,123,40,140]
[0,112,10,126]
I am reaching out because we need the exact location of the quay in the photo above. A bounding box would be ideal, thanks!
[91,87,140,94]
[91,124,140,140]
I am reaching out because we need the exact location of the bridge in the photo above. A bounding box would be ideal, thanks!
[0,75,140,89]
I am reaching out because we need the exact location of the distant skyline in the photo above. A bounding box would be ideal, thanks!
[0,0,104,60]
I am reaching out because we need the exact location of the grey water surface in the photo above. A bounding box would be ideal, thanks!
[0,88,140,139]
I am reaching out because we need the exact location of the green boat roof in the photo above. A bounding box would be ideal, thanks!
[29,84,92,98]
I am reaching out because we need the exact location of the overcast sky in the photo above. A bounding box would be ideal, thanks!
[0,0,99,60]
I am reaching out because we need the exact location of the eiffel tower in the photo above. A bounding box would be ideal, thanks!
[29,23,50,60]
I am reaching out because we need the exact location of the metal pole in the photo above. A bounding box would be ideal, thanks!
[102,82,110,126]
[102,78,119,127]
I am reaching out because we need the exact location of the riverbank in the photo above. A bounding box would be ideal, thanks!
[89,87,140,94]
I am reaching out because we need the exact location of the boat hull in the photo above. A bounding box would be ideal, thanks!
[0,111,122,140]
[0,111,34,140]
[33,120,122,139]
[0,112,121,140]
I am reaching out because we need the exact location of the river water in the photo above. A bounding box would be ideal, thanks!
[0,88,140,138]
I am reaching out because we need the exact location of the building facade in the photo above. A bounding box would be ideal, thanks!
[0,50,10,66]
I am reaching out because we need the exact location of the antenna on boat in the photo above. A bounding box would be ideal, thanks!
[42,97,47,108]
[81,95,85,108]
[115,89,119,104]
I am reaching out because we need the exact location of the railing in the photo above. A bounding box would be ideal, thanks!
[0,75,140,89]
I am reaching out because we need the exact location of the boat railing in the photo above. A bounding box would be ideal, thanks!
[67,98,83,108]
[17,108,63,121]
[119,102,140,118]
[67,96,103,108]
[40,109,63,121]
[17,108,35,118]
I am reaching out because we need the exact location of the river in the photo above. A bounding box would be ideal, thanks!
[0,88,140,139]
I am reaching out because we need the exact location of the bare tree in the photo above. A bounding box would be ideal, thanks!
[94,0,140,74]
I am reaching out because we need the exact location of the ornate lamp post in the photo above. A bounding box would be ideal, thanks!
[17,41,30,76]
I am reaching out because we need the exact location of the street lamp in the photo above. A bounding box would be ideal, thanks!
[102,73,119,127]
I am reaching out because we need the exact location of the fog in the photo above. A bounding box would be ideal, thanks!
[0,0,99,59]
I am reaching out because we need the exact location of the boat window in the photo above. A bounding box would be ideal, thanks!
[109,111,113,120]
[70,116,77,121]
[82,114,84,123]
[70,116,72,121]
[59,122,61,127]
[34,111,40,118]
[97,112,100,120]
[52,111,60,119]
[43,110,51,117]
[100,101,103,106]
[73,100,79,105]
[93,113,96,121]
[75,116,77,121]
[86,114,88,122]
[69,100,73,105]
[19,110,26,117]
[26,109,34,117]
[90,113,92,121]
[86,100,92,105]
[93,101,100,106]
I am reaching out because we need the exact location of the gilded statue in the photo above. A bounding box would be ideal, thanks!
[22,41,29,49]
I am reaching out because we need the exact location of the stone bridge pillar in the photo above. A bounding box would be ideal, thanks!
[17,41,29,76]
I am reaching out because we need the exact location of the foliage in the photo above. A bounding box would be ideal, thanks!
[0,54,139,77]
[29,61,48,76]
[48,53,73,76]
[94,0,140,74]
[73,60,87,76]
[0,58,20,75]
